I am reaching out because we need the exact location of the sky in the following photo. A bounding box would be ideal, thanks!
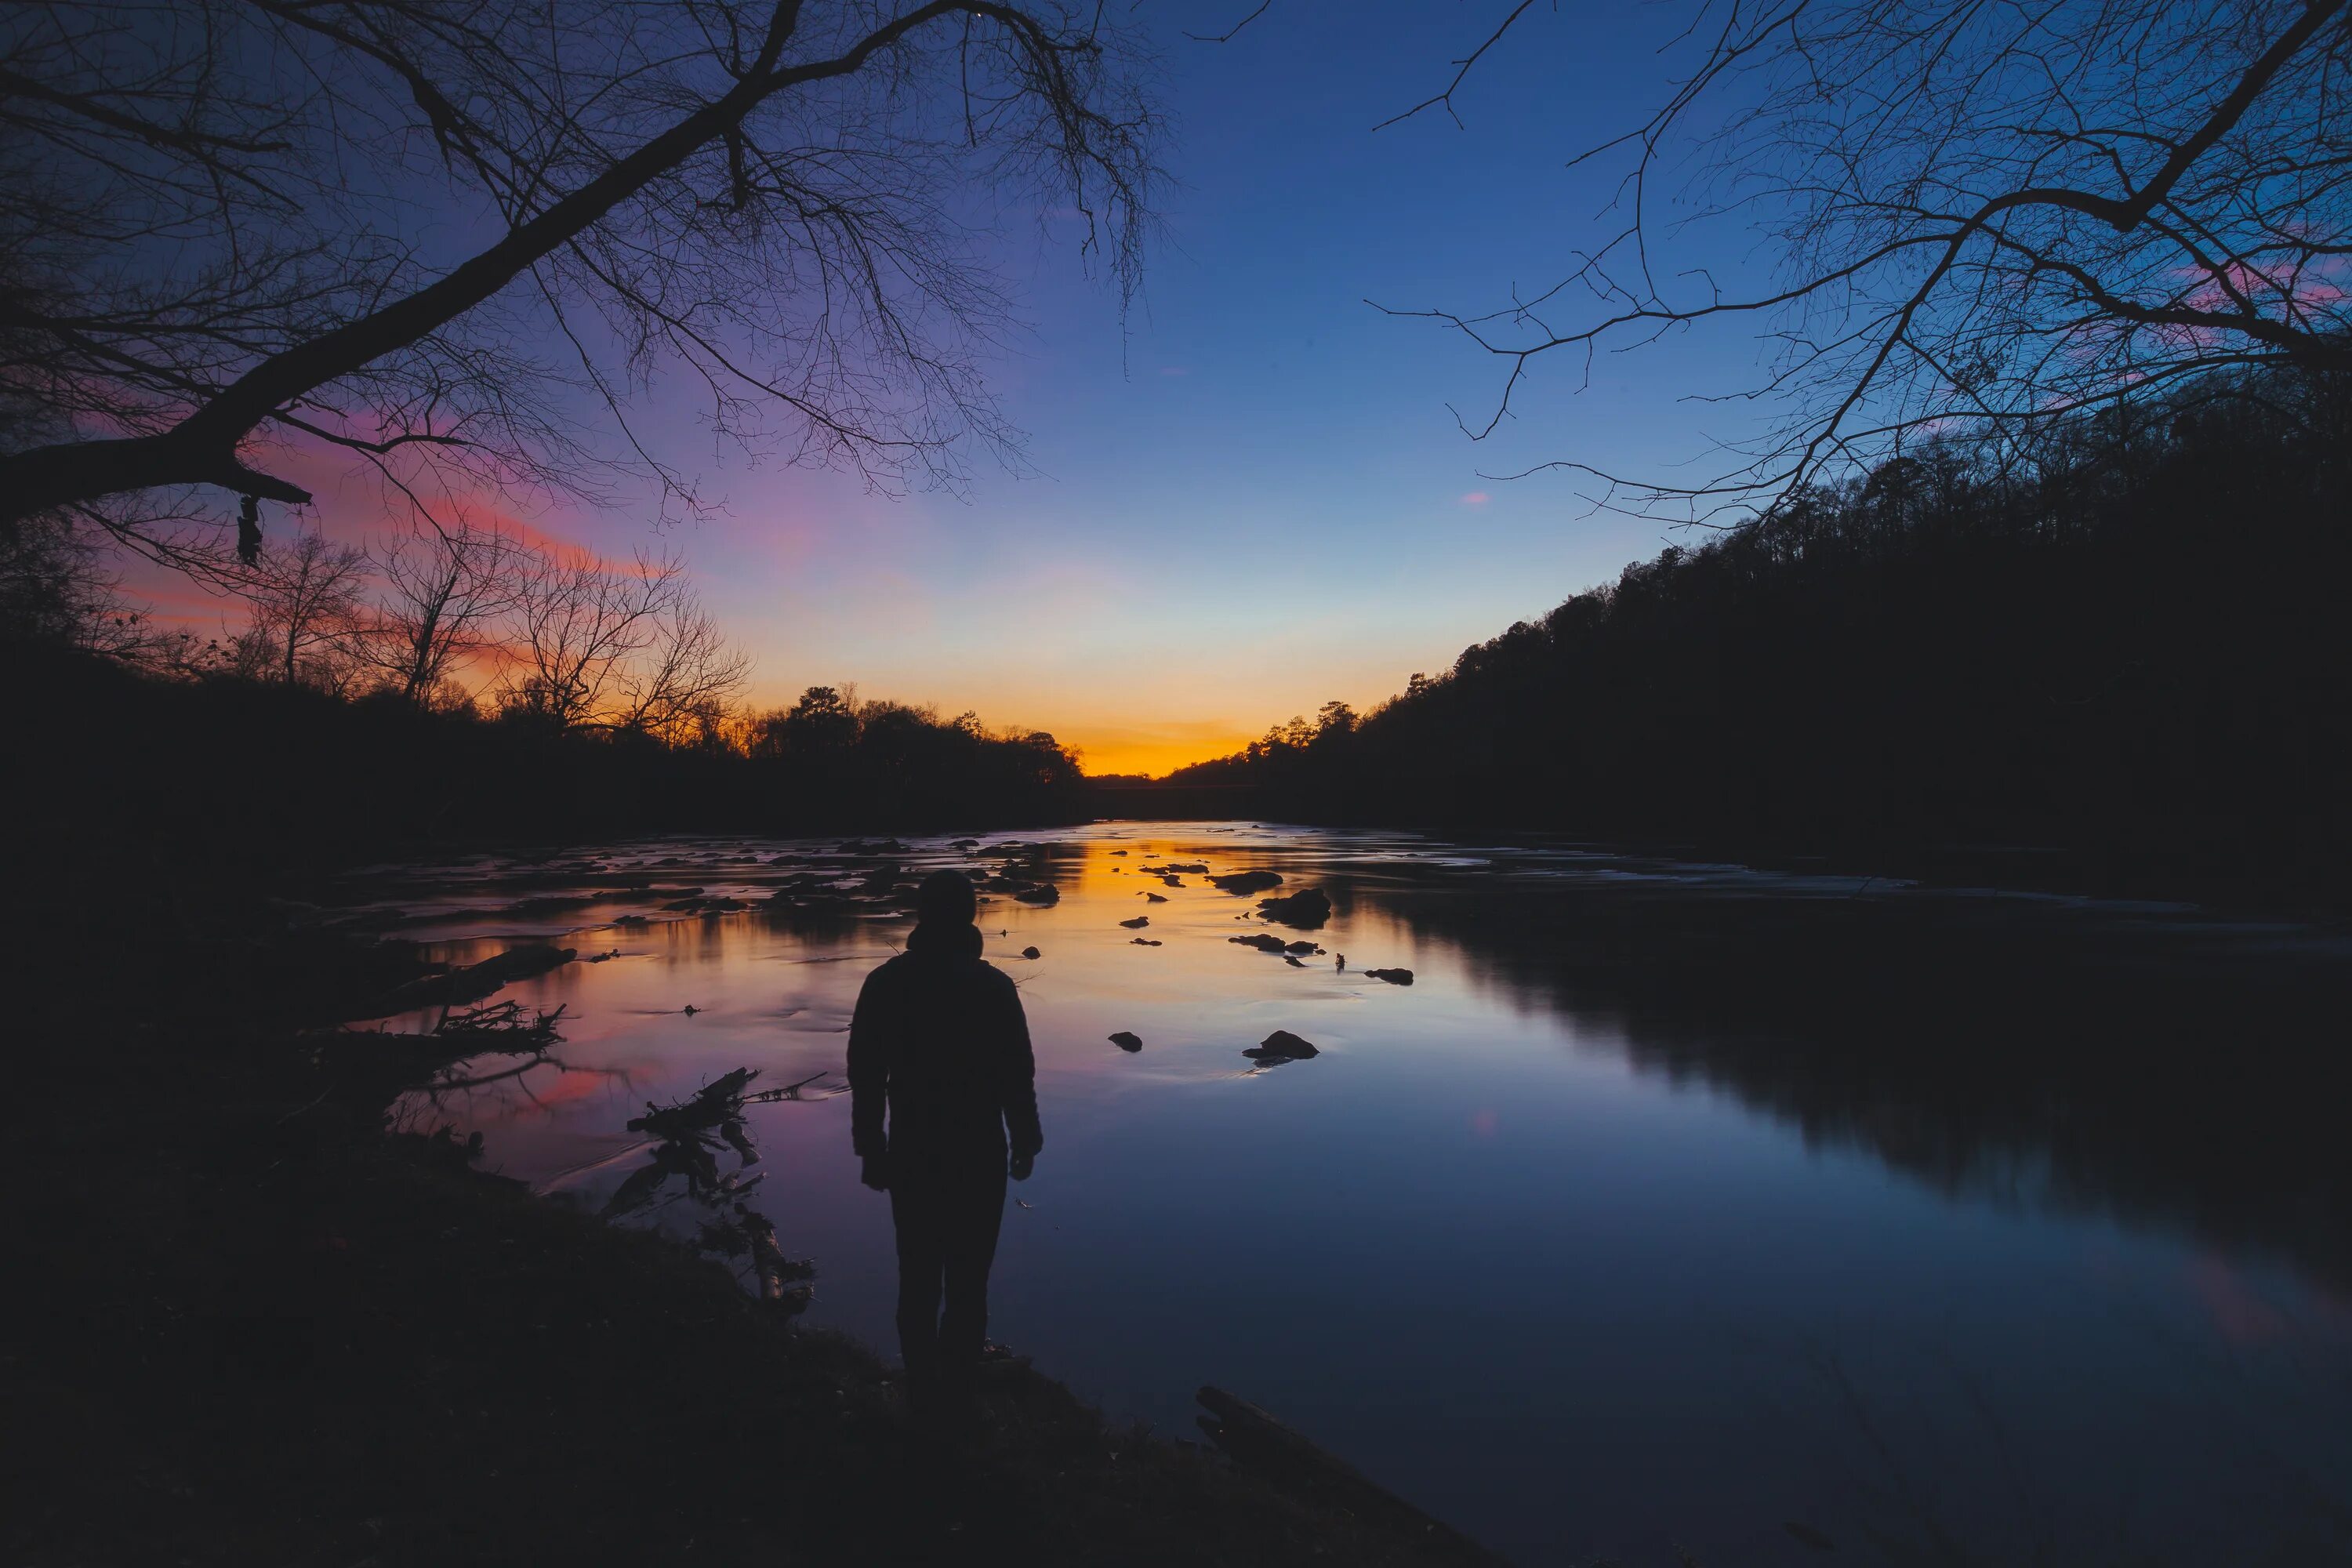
[144,3,1791,776]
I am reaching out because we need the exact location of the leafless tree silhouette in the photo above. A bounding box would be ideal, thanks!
[0,1,1161,551]
[1374,0,2352,519]
[367,522,524,707]
[497,546,746,733]
[231,529,372,688]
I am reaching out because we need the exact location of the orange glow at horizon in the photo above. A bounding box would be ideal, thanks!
[735,675,1256,777]
[1060,726,1254,779]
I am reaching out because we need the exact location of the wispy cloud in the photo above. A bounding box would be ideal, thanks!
[1458,491,1490,506]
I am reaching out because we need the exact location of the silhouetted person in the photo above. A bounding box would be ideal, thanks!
[849,869,1040,1415]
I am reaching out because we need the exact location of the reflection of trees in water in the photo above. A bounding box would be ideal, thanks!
[1354,871,2352,1290]
[598,1066,843,1312]
[391,1005,837,1312]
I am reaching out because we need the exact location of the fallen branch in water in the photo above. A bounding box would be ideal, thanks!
[434,999,569,1047]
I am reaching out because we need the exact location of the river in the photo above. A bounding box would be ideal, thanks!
[343,822,2352,1566]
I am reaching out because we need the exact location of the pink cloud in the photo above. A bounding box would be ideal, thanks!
[1458,491,1490,506]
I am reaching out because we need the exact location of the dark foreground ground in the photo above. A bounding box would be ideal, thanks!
[4,896,1494,1568]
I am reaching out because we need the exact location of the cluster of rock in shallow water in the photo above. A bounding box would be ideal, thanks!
[330,837,1417,1062]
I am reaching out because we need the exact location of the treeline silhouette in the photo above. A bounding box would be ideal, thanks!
[14,641,1086,897]
[1171,369,2352,898]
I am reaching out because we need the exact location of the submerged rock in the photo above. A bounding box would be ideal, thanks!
[1256,887,1331,929]
[1130,938,1163,946]
[1143,892,1168,903]
[1364,967,1414,985]
[1108,1030,1143,1052]
[1164,862,1207,873]
[1013,884,1060,906]
[1119,915,1151,929]
[1209,870,1283,895]
[1283,940,1323,955]
[1229,933,1290,953]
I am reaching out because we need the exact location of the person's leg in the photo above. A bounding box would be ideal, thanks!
[936,1162,1008,1378]
[889,1180,947,1399]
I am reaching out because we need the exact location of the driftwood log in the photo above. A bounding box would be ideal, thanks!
[354,943,575,1018]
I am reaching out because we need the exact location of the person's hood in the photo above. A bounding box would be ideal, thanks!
[905,920,983,960]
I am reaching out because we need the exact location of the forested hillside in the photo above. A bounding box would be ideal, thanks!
[1171,372,2352,894]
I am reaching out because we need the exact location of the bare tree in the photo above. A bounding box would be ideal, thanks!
[0,509,180,658]
[368,523,521,707]
[0,1,1160,554]
[611,592,753,743]
[498,546,750,733]
[1376,0,2352,518]
[234,529,372,688]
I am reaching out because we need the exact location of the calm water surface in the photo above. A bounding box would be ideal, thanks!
[349,822,2352,1566]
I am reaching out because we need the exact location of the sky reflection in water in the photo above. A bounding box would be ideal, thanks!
[361,823,2352,1567]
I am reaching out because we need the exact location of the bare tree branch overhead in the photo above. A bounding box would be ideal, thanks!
[1371,0,2352,520]
[0,1,1163,554]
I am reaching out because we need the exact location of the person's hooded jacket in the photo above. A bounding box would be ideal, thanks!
[848,920,1041,1169]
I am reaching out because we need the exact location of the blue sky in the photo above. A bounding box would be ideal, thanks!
[230,3,1795,773]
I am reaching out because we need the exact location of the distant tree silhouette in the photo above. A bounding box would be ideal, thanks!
[753,686,865,758]
[367,524,522,709]
[0,2,1161,559]
[231,531,371,690]
[496,550,747,735]
[1376,0,2352,518]
[1170,368,2352,896]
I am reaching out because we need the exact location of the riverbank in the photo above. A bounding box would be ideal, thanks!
[5,898,1497,1567]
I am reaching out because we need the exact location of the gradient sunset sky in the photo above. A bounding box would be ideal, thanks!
[148,4,1787,776]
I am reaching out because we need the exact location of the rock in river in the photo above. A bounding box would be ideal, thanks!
[1019,946,1041,960]
[1246,1029,1319,1060]
[1013,884,1060,906]
[1209,870,1283,895]
[1255,887,1331,929]
[1364,967,1414,985]
[1229,933,1290,953]
[1108,1031,1143,1052]
[1119,915,1150,929]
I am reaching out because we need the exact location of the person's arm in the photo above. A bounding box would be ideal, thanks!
[998,975,1042,1178]
[847,968,891,1189]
